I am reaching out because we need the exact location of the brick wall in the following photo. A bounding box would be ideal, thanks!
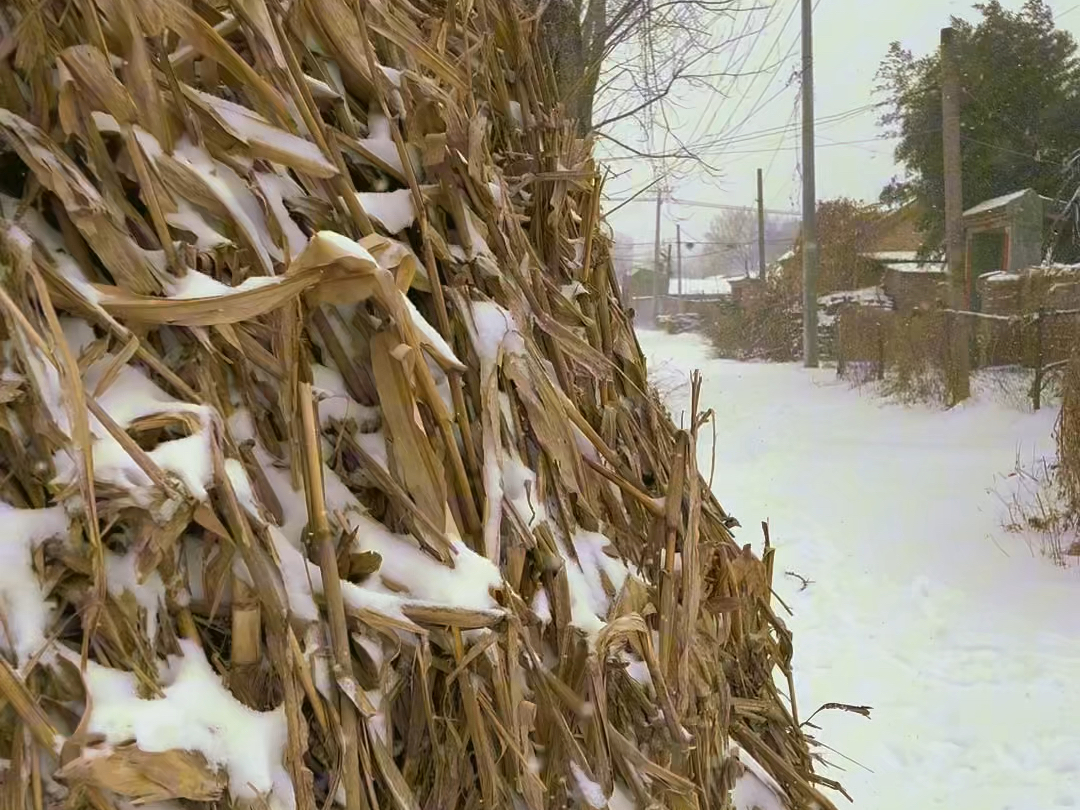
[883,268,948,313]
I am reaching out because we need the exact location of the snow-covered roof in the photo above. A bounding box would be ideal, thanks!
[886,261,946,275]
[964,189,1031,217]
[818,286,891,308]
[982,265,1080,280]
[980,271,1022,284]
[865,250,919,262]
[668,275,733,297]
[862,251,945,273]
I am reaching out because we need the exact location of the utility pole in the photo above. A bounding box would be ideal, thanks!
[676,223,684,313]
[756,168,767,279]
[663,243,673,320]
[653,189,663,323]
[800,0,819,367]
[941,26,971,401]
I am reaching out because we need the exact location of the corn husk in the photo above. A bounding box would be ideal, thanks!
[0,1,840,809]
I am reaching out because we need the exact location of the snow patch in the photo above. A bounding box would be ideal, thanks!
[402,295,462,368]
[50,357,217,503]
[166,200,232,251]
[166,269,282,299]
[467,300,526,365]
[81,640,292,809]
[568,761,606,809]
[0,502,69,664]
[357,189,416,234]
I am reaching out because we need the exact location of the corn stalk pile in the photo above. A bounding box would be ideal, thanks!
[0,1,840,808]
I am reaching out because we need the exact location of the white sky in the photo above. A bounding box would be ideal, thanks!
[602,0,1080,262]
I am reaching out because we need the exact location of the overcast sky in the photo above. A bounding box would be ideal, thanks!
[602,0,1080,263]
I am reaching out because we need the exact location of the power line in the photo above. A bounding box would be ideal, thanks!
[698,133,902,156]
[599,101,885,162]
[693,103,884,156]
[715,0,824,149]
[961,134,1056,164]
[710,0,804,146]
[602,196,800,216]
[716,102,883,146]
[650,0,830,169]
[624,237,797,248]
[686,4,779,150]
[765,94,801,181]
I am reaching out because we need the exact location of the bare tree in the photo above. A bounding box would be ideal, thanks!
[701,209,798,278]
[703,208,758,276]
[534,0,746,151]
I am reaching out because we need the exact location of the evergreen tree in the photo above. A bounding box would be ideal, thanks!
[877,0,1080,253]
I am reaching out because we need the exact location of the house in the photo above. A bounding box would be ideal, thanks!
[666,275,733,299]
[864,201,924,253]
[658,274,739,331]
[782,202,946,312]
[859,203,947,313]
[727,275,761,308]
[962,188,1072,308]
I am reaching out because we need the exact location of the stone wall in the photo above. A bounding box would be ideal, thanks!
[883,268,948,313]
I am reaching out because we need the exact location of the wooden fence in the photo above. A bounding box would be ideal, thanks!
[836,304,1080,410]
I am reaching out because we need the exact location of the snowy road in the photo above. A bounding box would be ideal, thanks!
[636,329,1080,810]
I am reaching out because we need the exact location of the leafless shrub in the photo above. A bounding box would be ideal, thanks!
[972,365,1045,412]
[994,452,1076,566]
[836,307,961,407]
[1055,352,1080,522]
[879,312,950,406]
[990,353,1080,566]
[704,280,801,362]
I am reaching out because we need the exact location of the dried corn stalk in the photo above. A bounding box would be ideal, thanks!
[0,1,840,809]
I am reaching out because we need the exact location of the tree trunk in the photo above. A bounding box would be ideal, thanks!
[534,0,595,132]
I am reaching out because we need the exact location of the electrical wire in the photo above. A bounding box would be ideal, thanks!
[710,0,824,149]
[708,0,803,145]
[684,5,774,149]
[765,94,801,181]
[599,101,886,162]
[602,195,800,216]
[624,237,798,248]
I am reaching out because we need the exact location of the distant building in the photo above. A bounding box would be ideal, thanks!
[666,275,734,299]
[859,203,947,313]
[961,188,1075,308]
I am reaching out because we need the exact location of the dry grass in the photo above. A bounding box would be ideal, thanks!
[995,453,1077,566]
[0,2,837,810]
[992,351,1080,566]
[836,307,974,407]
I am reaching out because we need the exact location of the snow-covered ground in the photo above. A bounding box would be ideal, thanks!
[636,329,1080,810]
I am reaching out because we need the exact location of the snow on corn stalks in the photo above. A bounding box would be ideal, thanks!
[0,0,840,808]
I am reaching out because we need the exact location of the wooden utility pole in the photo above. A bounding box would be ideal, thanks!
[653,189,663,323]
[800,0,819,367]
[757,168,767,279]
[941,26,971,401]
[676,223,684,312]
